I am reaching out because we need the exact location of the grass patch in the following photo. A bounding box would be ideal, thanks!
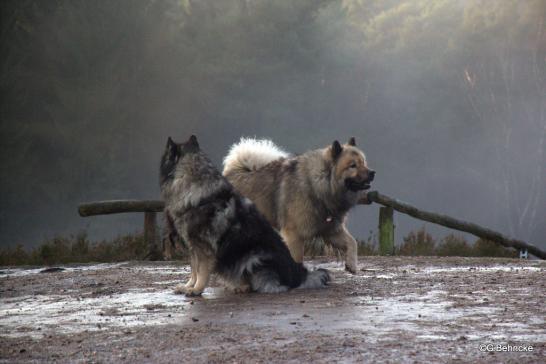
[0,232,150,266]
[396,227,518,258]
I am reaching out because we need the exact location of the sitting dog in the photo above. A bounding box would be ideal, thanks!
[160,135,330,296]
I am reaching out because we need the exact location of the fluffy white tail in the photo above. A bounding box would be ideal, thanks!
[222,137,289,175]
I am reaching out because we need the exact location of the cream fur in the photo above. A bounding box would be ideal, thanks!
[223,137,289,175]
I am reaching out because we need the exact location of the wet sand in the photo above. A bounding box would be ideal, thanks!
[1,257,545,363]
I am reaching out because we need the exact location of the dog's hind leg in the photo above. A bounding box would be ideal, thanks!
[328,228,358,274]
[233,283,252,294]
[281,227,305,263]
[250,270,289,293]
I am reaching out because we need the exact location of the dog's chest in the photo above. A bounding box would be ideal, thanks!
[302,206,344,236]
[318,215,343,236]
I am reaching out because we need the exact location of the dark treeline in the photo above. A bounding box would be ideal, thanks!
[1,0,545,249]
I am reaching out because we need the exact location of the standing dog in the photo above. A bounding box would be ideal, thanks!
[223,137,374,273]
[160,135,330,296]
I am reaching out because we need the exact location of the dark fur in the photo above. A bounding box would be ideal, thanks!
[160,135,330,295]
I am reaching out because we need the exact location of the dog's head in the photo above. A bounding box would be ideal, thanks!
[160,135,200,185]
[329,137,375,192]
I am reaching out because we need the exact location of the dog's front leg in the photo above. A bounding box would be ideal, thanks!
[344,233,358,273]
[174,252,198,295]
[328,229,358,274]
[185,252,198,287]
[184,253,214,296]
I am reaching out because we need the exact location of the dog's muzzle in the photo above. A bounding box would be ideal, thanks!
[345,178,371,191]
[345,170,375,192]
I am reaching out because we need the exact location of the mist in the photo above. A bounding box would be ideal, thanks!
[1,0,545,250]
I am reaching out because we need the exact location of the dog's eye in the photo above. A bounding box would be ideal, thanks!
[350,162,357,168]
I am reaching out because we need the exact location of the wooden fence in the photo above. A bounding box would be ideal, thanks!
[78,190,545,260]
[79,200,165,260]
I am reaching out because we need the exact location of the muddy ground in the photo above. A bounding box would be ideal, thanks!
[1,257,545,363]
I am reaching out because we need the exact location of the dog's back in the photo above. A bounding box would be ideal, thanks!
[223,138,334,230]
[223,138,292,228]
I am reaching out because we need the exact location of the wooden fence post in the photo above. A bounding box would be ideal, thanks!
[379,206,394,255]
[144,211,161,260]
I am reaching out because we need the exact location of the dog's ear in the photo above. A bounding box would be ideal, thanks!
[348,137,356,146]
[188,135,199,149]
[166,137,179,160]
[331,140,343,159]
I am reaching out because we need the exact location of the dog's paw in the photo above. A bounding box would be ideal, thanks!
[233,284,252,294]
[345,263,357,274]
[184,287,204,297]
[173,284,187,295]
[317,268,331,285]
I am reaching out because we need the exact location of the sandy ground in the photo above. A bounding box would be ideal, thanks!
[0,257,545,363]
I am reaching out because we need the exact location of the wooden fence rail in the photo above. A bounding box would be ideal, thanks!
[79,200,165,260]
[78,200,164,216]
[365,191,545,259]
[78,191,546,260]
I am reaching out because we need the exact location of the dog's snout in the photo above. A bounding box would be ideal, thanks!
[368,170,375,181]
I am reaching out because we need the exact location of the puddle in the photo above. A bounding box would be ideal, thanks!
[130,266,190,275]
[348,289,546,342]
[0,289,191,338]
[418,266,544,274]
[0,263,127,278]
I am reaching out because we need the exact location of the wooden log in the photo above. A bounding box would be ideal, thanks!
[365,191,546,260]
[78,200,164,217]
[378,206,394,255]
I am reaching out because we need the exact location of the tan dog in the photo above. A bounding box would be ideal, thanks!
[223,137,374,273]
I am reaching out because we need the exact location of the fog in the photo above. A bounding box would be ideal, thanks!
[1,0,545,250]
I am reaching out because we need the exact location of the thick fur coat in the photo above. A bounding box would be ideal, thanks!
[160,135,330,296]
[223,137,375,273]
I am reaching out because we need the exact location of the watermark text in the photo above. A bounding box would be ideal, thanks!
[479,344,534,352]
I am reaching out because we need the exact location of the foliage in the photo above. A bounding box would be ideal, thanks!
[357,231,379,256]
[397,227,518,258]
[0,0,544,246]
[435,234,472,257]
[472,238,518,259]
[0,227,522,266]
[397,227,436,256]
[0,232,147,266]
